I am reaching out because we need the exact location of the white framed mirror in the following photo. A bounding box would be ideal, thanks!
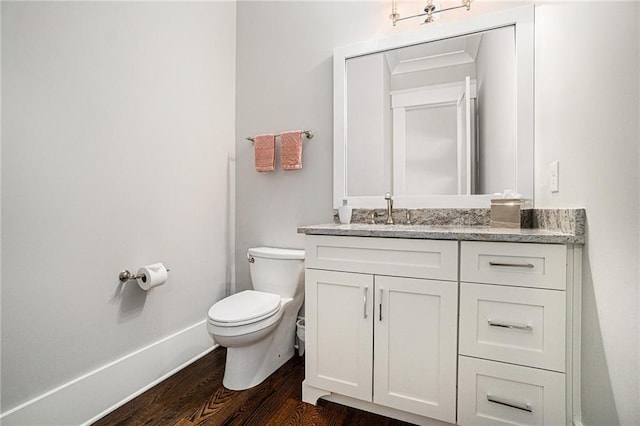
[333,5,533,208]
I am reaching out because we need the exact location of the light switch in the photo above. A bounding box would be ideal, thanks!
[550,161,559,193]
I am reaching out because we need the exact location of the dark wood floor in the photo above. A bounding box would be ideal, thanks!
[93,347,415,426]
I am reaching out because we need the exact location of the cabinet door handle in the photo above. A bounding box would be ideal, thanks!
[487,394,532,413]
[489,261,534,268]
[379,288,383,321]
[488,320,533,331]
[363,286,368,319]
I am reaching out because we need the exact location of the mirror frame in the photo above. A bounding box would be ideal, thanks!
[333,5,534,209]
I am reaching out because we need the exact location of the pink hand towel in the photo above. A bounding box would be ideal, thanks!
[281,130,303,170]
[254,133,275,172]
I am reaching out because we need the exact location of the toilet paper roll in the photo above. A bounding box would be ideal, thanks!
[136,263,168,290]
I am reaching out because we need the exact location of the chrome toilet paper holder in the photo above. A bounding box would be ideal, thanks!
[119,267,170,283]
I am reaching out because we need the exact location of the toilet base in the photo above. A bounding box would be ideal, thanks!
[222,323,295,390]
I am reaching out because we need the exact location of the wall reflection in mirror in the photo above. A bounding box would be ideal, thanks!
[346,25,515,198]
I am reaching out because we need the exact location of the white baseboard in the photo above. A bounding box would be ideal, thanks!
[0,320,217,426]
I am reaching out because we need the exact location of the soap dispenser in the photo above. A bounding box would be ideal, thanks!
[338,198,352,224]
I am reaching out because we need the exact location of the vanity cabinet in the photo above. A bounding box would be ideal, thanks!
[304,236,458,423]
[302,234,580,426]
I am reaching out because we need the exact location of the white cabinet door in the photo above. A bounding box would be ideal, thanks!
[373,276,458,423]
[305,269,374,402]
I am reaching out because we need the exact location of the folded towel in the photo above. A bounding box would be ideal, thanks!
[281,131,303,170]
[254,133,275,172]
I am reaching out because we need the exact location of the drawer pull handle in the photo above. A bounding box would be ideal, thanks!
[488,320,533,331]
[487,394,532,413]
[379,288,383,321]
[489,261,534,268]
[363,286,368,319]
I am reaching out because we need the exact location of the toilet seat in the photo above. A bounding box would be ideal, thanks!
[208,290,281,327]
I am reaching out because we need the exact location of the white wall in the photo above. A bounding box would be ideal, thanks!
[475,26,515,194]
[235,1,396,291]
[0,2,3,414]
[347,53,389,197]
[235,1,639,425]
[535,3,639,425]
[1,0,236,416]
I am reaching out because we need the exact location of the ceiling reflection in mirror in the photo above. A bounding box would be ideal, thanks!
[346,26,515,198]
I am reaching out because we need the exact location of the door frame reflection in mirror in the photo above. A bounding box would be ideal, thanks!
[333,5,533,209]
[390,77,477,197]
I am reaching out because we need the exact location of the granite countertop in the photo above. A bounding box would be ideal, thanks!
[297,223,584,244]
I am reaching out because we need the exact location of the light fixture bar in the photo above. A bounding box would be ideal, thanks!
[391,0,472,26]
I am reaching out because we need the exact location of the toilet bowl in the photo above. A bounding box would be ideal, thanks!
[207,247,304,390]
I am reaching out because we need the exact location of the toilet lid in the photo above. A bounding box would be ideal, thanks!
[248,247,305,260]
[208,290,281,325]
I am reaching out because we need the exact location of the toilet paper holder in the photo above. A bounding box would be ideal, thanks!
[119,267,170,283]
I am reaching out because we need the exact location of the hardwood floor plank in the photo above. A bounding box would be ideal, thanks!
[94,348,416,426]
[93,350,224,426]
[262,398,321,426]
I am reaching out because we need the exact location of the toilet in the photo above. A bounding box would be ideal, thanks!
[207,247,305,390]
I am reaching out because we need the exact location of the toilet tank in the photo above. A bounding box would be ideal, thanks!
[248,247,305,298]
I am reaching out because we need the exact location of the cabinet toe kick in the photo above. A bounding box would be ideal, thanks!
[302,381,332,405]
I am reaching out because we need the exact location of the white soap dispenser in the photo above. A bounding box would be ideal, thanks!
[338,198,352,224]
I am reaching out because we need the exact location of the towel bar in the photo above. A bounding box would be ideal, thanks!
[246,130,313,143]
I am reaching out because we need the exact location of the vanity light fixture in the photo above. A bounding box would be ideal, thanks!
[390,0,473,26]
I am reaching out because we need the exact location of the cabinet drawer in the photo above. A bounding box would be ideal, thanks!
[460,241,566,290]
[305,235,458,281]
[459,283,566,372]
[458,356,566,426]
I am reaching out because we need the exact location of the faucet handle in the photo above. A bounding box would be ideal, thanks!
[406,210,412,225]
[370,211,377,224]
[384,192,392,200]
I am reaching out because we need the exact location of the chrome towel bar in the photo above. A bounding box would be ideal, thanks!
[246,130,314,143]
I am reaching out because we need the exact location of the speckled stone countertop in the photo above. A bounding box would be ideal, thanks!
[298,208,585,244]
[298,223,581,244]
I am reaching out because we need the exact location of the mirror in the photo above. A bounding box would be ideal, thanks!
[347,27,513,197]
[334,6,533,208]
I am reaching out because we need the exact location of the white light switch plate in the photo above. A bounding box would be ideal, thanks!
[550,161,559,193]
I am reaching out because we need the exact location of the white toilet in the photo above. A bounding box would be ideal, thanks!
[207,247,305,390]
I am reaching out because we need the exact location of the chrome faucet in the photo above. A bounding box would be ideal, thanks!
[384,192,394,225]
